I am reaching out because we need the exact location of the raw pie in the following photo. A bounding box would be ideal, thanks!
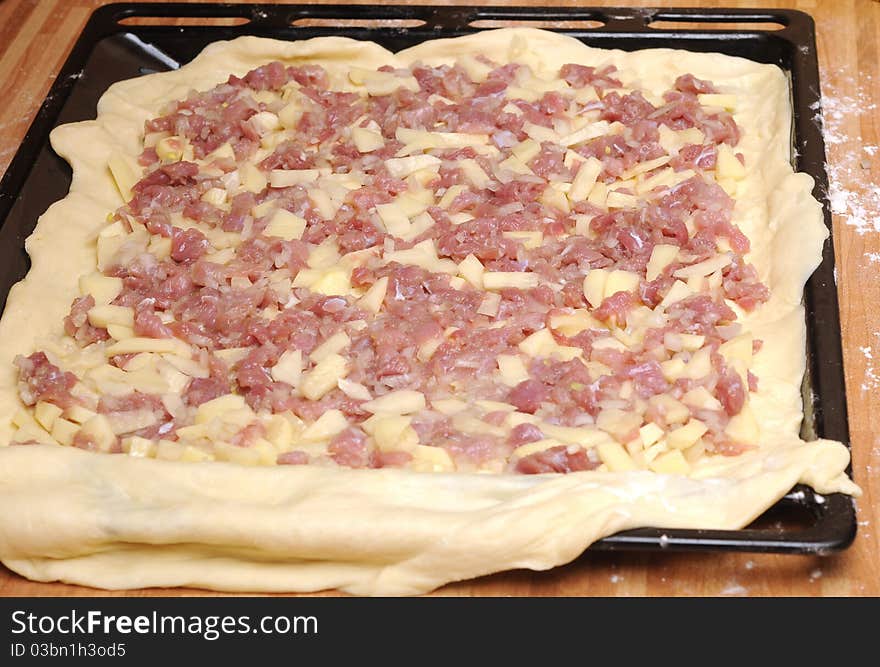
[0,30,859,595]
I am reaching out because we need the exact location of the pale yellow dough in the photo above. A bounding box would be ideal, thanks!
[0,29,859,595]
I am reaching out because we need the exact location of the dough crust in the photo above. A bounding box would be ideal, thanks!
[0,29,858,595]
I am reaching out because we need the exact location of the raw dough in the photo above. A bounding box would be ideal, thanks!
[0,29,858,595]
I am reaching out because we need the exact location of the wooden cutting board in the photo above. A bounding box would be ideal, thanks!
[0,0,877,597]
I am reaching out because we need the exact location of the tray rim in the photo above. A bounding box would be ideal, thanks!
[0,3,857,557]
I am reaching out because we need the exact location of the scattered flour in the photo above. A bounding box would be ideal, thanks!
[858,334,880,391]
[816,74,880,236]
[720,582,748,596]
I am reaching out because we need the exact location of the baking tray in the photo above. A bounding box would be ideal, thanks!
[0,4,856,556]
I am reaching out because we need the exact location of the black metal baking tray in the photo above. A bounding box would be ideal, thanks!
[0,4,855,556]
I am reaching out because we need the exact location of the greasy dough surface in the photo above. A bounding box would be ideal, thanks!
[0,29,858,595]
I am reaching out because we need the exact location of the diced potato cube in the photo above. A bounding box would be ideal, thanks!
[264,209,306,241]
[337,378,372,401]
[384,240,458,275]
[300,409,349,441]
[51,417,79,446]
[105,337,191,357]
[606,191,639,209]
[497,155,533,176]
[64,405,97,425]
[264,415,295,448]
[596,408,642,443]
[214,347,251,365]
[34,401,63,431]
[301,353,349,400]
[697,93,737,111]
[13,423,56,445]
[482,271,539,290]
[395,128,490,155]
[648,394,690,425]
[106,409,159,436]
[201,187,227,207]
[649,449,691,475]
[724,403,759,445]
[309,188,338,220]
[79,414,117,452]
[502,231,543,249]
[107,153,138,201]
[196,394,248,424]
[204,142,235,163]
[568,157,603,202]
[512,139,541,163]
[410,445,455,472]
[557,120,611,147]
[587,180,608,208]
[79,272,123,305]
[156,136,186,162]
[681,387,723,412]
[682,347,713,380]
[122,435,157,458]
[518,328,558,358]
[477,292,501,317]
[438,184,466,210]
[278,102,302,128]
[431,398,468,415]
[88,304,134,329]
[311,332,351,365]
[458,254,485,289]
[416,338,442,362]
[384,155,441,179]
[148,236,172,262]
[271,349,303,386]
[376,202,412,237]
[583,268,609,308]
[658,280,693,309]
[603,269,640,299]
[361,390,425,415]
[620,155,671,180]
[639,422,665,448]
[269,169,325,188]
[540,185,570,213]
[399,210,435,241]
[646,244,679,282]
[549,310,602,337]
[459,158,491,189]
[371,415,418,452]
[716,144,746,180]
[597,440,637,472]
[310,267,352,296]
[357,276,388,314]
[96,233,126,272]
[240,162,268,194]
[352,126,385,153]
[667,419,709,450]
[719,334,754,366]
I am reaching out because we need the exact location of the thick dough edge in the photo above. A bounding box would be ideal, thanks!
[0,29,857,595]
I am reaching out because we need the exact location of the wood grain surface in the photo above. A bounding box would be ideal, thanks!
[0,0,877,597]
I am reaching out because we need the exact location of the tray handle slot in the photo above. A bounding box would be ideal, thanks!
[117,16,251,27]
[468,19,605,30]
[647,12,787,32]
[290,18,426,29]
